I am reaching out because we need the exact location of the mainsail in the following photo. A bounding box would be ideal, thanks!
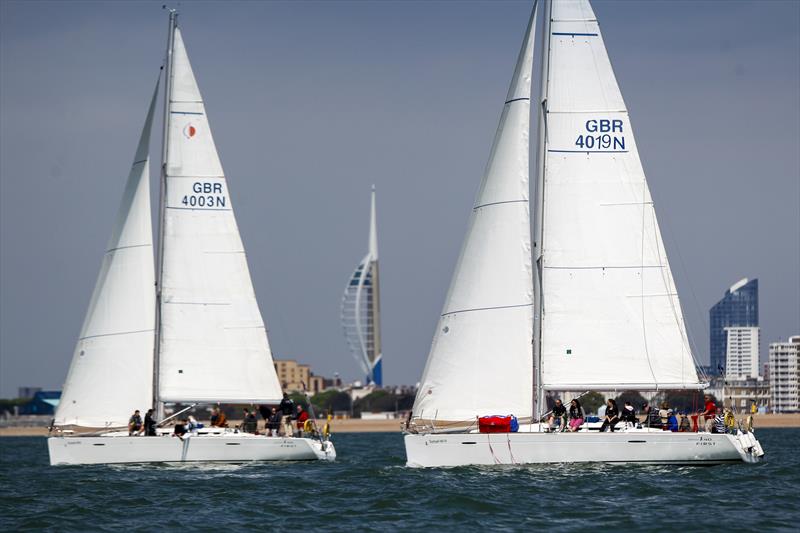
[536,0,702,390]
[341,187,382,386]
[412,5,537,424]
[55,82,159,427]
[157,26,282,403]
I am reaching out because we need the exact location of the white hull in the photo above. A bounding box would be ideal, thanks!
[404,429,764,467]
[48,432,335,466]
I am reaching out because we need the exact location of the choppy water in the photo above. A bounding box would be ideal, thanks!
[1,429,799,531]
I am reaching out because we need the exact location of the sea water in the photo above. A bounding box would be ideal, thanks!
[1,429,798,531]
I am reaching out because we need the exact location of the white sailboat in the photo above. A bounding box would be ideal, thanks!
[404,0,764,466]
[48,11,334,465]
[341,186,383,386]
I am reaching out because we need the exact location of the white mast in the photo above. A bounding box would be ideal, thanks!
[153,9,177,420]
[532,0,551,422]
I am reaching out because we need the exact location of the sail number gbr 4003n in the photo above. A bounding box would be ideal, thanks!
[179,181,227,209]
[574,118,626,151]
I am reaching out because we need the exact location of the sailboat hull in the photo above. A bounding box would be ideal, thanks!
[48,433,335,465]
[404,429,764,467]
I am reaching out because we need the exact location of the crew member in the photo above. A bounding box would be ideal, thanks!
[144,408,157,436]
[128,409,143,436]
[295,405,310,436]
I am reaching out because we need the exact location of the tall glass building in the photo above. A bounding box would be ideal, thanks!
[709,278,758,375]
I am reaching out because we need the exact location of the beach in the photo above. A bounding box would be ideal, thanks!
[2,413,798,437]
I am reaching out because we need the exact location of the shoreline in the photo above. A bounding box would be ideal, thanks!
[1,413,799,437]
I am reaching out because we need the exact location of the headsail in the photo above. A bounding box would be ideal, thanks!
[341,187,382,386]
[157,26,282,403]
[55,81,159,427]
[412,5,537,425]
[537,0,702,390]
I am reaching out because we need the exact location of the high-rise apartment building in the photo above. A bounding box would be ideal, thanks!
[709,278,758,375]
[769,336,799,413]
[725,327,760,379]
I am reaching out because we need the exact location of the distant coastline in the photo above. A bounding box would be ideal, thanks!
[2,414,799,437]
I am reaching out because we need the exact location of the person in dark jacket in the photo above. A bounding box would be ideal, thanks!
[266,407,281,437]
[599,399,619,432]
[547,399,567,432]
[144,408,157,436]
[620,401,637,427]
[279,393,295,436]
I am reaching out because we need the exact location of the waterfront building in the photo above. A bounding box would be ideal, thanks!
[769,336,799,413]
[709,278,758,375]
[724,326,760,379]
[273,359,338,395]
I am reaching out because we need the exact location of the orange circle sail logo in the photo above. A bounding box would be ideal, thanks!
[183,124,197,139]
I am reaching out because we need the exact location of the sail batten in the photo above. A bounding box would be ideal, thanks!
[411,4,538,423]
[157,26,282,404]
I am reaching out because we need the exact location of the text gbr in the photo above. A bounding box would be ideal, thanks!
[182,182,226,208]
[575,119,626,151]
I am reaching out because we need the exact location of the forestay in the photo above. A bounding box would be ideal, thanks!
[55,83,159,427]
[412,6,537,424]
[158,28,282,403]
[538,0,701,390]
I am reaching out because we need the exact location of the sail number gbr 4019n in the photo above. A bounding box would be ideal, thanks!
[180,182,227,209]
[574,119,626,151]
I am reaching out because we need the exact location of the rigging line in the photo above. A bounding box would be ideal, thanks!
[506,433,517,464]
[650,206,701,382]
[440,303,532,317]
[658,206,708,365]
[640,180,658,386]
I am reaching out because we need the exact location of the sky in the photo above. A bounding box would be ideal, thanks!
[1,0,798,398]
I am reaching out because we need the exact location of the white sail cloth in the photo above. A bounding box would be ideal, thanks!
[412,7,537,423]
[55,83,159,427]
[158,28,282,403]
[539,0,701,390]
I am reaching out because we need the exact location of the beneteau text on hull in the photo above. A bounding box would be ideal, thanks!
[48,11,334,465]
[404,0,763,467]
